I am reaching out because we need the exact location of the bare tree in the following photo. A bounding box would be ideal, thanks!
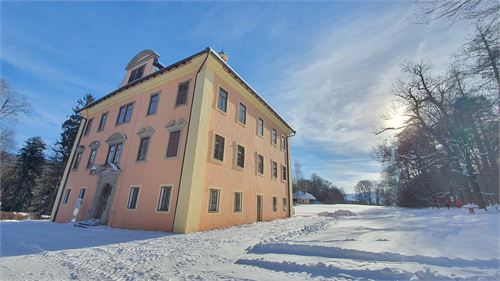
[0,79,30,151]
[0,79,30,122]
[355,180,375,205]
[413,0,500,24]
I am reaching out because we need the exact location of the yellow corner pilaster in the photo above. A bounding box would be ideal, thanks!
[173,64,214,233]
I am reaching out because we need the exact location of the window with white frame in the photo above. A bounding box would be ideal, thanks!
[238,103,246,124]
[166,130,181,158]
[78,188,86,200]
[116,102,134,125]
[175,81,189,106]
[147,93,160,115]
[87,148,97,169]
[217,88,228,112]
[208,189,220,212]
[272,128,277,145]
[257,117,264,136]
[128,65,145,83]
[63,189,71,204]
[272,161,278,179]
[84,118,94,136]
[234,192,243,212]
[280,136,286,151]
[257,154,264,175]
[137,137,150,161]
[98,112,108,132]
[107,143,123,165]
[73,152,83,170]
[236,145,245,168]
[127,187,140,209]
[157,186,172,212]
[213,134,225,161]
[282,165,288,181]
[273,196,278,212]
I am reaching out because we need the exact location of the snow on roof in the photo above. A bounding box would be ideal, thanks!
[293,191,317,200]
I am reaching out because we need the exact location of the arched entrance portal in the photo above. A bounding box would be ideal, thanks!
[95,184,112,221]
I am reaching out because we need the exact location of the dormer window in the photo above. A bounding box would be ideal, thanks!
[128,65,145,83]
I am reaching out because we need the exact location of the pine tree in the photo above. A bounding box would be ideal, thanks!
[1,137,46,211]
[55,94,95,165]
[30,94,95,213]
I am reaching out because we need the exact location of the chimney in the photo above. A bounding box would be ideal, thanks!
[218,50,228,62]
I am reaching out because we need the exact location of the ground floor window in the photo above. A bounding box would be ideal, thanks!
[283,197,287,211]
[63,189,71,204]
[157,186,172,212]
[127,186,140,209]
[234,192,243,212]
[208,189,220,212]
[273,196,278,212]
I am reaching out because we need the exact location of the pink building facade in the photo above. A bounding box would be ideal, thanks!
[51,48,295,233]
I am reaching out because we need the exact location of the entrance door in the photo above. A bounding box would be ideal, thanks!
[95,184,112,220]
[257,195,263,222]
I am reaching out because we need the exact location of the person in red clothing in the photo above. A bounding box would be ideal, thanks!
[455,198,462,208]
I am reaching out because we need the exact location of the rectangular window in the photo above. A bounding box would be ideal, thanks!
[147,93,159,115]
[84,118,93,136]
[78,188,86,200]
[217,88,228,112]
[116,102,134,125]
[98,112,108,131]
[127,187,140,209]
[107,143,123,165]
[272,161,278,179]
[213,134,225,161]
[282,165,288,181]
[273,196,278,212]
[238,103,247,124]
[280,136,286,151]
[166,130,181,158]
[257,154,264,175]
[137,137,150,161]
[175,81,189,106]
[73,152,82,170]
[63,189,71,204]
[128,65,145,83]
[236,145,245,168]
[208,189,220,212]
[283,198,287,211]
[257,117,264,136]
[157,186,172,212]
[272,129,277,145]
[86,148,97,169]
[234,192,243,212]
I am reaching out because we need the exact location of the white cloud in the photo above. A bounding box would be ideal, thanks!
[270,4,471,191]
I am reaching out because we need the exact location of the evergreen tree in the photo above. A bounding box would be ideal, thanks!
[1,137,46,211]
[55,94,95,165]
[32,94,95,213]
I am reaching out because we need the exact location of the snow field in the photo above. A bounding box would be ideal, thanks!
[0,204,498,280]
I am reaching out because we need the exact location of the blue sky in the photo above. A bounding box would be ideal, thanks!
[1,1,471,193]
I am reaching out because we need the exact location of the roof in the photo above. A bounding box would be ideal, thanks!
[293,191,317,200]
[81,47,295,134]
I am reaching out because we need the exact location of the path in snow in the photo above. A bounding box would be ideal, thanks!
[0,204,499,280]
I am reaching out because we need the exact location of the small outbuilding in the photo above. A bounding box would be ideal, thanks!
[293,191,319,204]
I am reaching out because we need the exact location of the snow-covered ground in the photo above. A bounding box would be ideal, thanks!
[0,204,499,280]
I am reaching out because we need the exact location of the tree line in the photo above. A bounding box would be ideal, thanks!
[364,1,499,208]
[0,85,95,214]
[292,162,346,204]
